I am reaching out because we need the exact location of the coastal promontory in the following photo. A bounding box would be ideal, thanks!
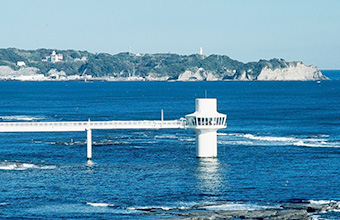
[0,48,328,81]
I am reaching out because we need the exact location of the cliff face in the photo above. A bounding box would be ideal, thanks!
[177,68,219,81]
[0,48,329,81]
[176,62,328,81]
[257,62,327,81]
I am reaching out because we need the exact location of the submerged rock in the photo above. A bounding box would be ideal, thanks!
[179,208,310,220]
[134,200,340,219]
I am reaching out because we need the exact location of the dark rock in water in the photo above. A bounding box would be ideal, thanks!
[130,201,340,219]
[179,209,311,220]
[306,206,318,213]
[279,198,310,204]
[136,201,340,219]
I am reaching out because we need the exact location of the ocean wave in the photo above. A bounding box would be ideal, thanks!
[218,140,255,146]
[85,203,141,214]
[217,133,228,136]
[0,162,56,171]
[309,200,337,205]
[293,140,340,148]
[221,133,339,148]
[86,202,115,207]
[130,205,192,212]
[178,137,195,142]
[308,200,340,213]
[154,134,194,142]
[154,134,178,139]
[129,201,278,214]
[201,202,278,211]
[0,115,46,121]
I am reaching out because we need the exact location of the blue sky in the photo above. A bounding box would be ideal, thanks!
[1,0,339,69]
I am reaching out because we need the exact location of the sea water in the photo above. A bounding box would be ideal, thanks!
[1,74,340,219]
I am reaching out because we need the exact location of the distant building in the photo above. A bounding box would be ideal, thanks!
[44,51,63,63]
[199,47,203,55]
[17,61,26,66]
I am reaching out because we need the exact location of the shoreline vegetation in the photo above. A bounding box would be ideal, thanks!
[0,48,329,81]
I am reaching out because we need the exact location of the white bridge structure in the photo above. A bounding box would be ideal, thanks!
[0,98,226,159]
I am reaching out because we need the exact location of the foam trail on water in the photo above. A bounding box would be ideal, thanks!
[219,133,339,148]
[202,202,278,211]
[86,202,115,207]
[0,115,46,121]
[293,140,340,148]
[0,162,56,170]
[154,134,178,139]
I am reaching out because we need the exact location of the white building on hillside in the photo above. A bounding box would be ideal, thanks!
[17,61,26,66]
[44,51,63,63]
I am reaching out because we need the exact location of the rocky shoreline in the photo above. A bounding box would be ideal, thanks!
[134,200,340,219]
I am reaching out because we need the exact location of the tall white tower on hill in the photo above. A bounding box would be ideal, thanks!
[185,98,227,157]
[199,47,203,55]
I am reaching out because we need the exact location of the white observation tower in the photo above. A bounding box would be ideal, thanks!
[185,98,227,158]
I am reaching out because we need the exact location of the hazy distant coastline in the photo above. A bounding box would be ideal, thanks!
[0,48,329,81]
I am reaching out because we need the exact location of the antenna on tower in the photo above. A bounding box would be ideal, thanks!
[129,46,132,54]
[199,47,203,55]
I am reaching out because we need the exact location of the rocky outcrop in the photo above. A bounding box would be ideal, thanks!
[133,200,340,220]
[177,68,220,81]
[0,66,44,81]
[257,62,328,81]
[176,61,328,82]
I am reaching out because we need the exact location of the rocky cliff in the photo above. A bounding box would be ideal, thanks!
[257,62,325,81]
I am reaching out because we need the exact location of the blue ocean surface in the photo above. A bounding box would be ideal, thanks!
[1,75,340,219]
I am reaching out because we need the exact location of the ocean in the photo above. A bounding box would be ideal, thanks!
[1,71,340,219]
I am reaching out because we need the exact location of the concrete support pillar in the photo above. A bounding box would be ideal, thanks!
[86,129,92,160]
[196,129,217,158]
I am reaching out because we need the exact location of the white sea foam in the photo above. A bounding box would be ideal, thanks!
[129,201,198,213]
[240,133,297,142]
[294,140,340,148]
[178,137,195,142]
[0,115,46,121]
[218,140,254,146]
[309,200,336,205]
[308,200,340,213]
[154,134,178,139]
[0,162,56,170]
[130,205,189,212]
[222,133,339,148]
[217,133,228,136]
[86,202,115,207]
[202,202,278,211]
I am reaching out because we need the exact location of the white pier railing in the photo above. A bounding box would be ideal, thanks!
[0,119,186,160]
[0,119,185,132]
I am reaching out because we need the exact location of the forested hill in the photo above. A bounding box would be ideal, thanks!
[0,48,328,81]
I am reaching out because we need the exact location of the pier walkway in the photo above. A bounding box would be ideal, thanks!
[0,119,185,132]
[0,119,186,160]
